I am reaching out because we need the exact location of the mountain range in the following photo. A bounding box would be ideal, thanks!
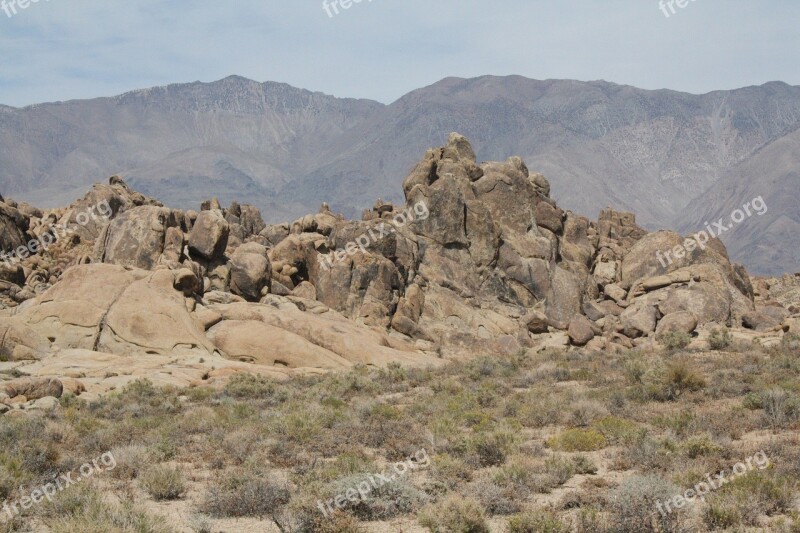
[1,75,798,275]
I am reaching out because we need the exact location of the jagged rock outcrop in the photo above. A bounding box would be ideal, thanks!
[0,133,786,402]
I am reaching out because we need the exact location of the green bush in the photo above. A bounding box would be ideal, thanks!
[659,332,692,351]
[709,328,732,350]
[704,471,796,529]
[593,416,644,445]
[681,435,724,459]
[547,429,607,452]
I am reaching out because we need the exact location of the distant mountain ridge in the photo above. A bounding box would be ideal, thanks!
[1,75,799,275]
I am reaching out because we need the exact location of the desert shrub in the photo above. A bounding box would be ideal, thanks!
[418,495,490,532]
[297,510,366,533]
[465,355,518,382]
[324,472,428,521]
[573,506,610,533]
[547,428,607,452]
[593,416,644,445]
[653,410,697,437]
[203,467,290,518]
[519,398,562,428]
[781,333,800,357]
[223,374,287,403]
[609,475,685,533]
[643,359,705,401]
[188,514,213,533]
[470,477,522,515]
[619,435,677,471]
[703,471,796,529]
[109,445,148,480]
[572,454,599,475]
[761,388,800,428]
[43,486,173,533]
[570,401,609,427]
[624,358,648,385]
[140,464,186,501]
[659,332,692,351]
[467,429,519,467]
[709,328,732,350]
[430,454,473,489]
[681,434,724,459]
[507,510,571,533]
[494,455,593,495]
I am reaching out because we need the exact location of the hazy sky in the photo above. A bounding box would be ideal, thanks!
[0,0,798,107]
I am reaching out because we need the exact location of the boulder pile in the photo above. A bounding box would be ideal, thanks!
[1,133,797,407]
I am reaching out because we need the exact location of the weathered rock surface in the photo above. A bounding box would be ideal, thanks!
[0,134,785,397]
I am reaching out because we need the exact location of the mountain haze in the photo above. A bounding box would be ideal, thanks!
[1,75,799,275]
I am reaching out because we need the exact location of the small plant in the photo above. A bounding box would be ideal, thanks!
[203,467,290,518]
[761,388,800,428]
[140,465,186,501]
[659,359,705,401]
[325,473,428,521]
[469,430,519,467]
[681,434,723,459]
[704,471,796,529]
[659,332,692,351]
[223,373,283,400]
[508,510,570,533]
[547,428,607,452]
[709,328,732,350]
[418,495,490,532]
[593,416,644,445]
[609,475,685,533]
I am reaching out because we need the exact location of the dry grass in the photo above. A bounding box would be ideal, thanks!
[1,340,800,530]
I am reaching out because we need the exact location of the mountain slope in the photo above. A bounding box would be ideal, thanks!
[1,75,799,274]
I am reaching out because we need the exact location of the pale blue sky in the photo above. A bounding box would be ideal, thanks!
[0,0,798,107]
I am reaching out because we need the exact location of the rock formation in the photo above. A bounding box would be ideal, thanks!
[0,133,797,409]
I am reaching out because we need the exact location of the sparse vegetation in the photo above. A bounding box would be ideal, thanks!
[659,331,692,351]
[2,339,800,531]
[709,328,733,350]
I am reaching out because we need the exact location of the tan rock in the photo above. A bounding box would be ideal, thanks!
[568,315,596,346]
[656,311,698,336]
[188,210,229,260]
[605,283,627,303]
[4,378,62,400]
[0,317,50,361]
[291,281,317,301]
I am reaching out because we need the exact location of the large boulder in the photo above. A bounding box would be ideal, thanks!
[229,243,271,301]
[95,206,181,269]
[655,311,698,336]
[4,378,63,400]
[0,318,51,361]
[189,210,230,260]
[0,201,31,255]
[207,301,439,369]
[568,315,596,346]
[14,264,215,357]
